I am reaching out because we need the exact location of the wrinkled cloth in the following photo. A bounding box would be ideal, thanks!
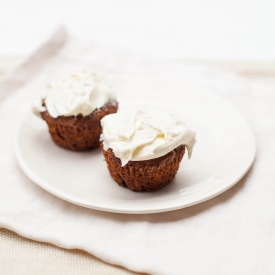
[1,27,275,275]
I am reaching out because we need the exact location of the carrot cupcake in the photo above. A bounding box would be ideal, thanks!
[33,71,118,151]
[100,110,196,192]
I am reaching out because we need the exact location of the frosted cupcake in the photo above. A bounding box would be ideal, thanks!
[33,71,118,151]
[100,110,196,192]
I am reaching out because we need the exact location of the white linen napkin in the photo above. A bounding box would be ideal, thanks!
[1,26,275,275]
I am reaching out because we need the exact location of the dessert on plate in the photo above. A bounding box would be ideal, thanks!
[100,109,196,192]
[33,71,118,151]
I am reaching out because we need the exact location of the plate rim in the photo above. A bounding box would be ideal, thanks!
[14,75,257,214]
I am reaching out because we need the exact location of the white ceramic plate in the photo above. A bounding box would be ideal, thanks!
[14,75,256,214]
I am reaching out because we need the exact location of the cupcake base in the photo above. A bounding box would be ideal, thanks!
[41,102,118,151]
[101,144,185,192]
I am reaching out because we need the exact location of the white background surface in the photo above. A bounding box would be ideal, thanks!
[2,28,275,275]
[1,0,275,61]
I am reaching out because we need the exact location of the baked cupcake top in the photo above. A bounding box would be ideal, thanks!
[33,71,116,118]
[100,110,196,166]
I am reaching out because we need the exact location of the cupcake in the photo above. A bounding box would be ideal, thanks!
[100,110,196,192]
[33,71,118,151]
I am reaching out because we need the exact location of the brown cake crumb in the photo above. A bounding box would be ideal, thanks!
[41,102,118,151]
[101,144,185,192]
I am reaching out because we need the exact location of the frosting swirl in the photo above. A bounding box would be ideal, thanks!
[100,110,196,166]
[33,71,116,118]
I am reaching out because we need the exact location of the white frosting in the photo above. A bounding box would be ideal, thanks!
[32,71,116,118]
[100,110,196,166]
